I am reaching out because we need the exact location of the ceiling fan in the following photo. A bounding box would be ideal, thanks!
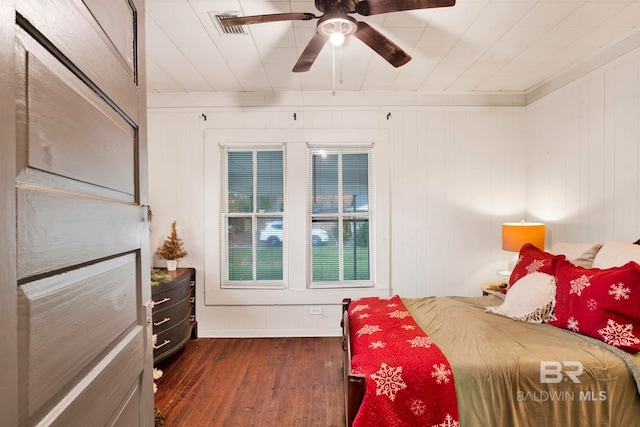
[220,0,456,72]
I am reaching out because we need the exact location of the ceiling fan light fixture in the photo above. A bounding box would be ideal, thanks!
[232,0,456,73]
[318,16,357,46]
[329,32,345,46]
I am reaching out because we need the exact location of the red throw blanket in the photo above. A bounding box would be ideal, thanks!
[348,295,460,427]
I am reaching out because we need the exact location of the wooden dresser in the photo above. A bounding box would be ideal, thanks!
[152,268,197,363]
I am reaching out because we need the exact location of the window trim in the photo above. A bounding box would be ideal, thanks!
[306,142,375,289]
[204,128,390,306]
[220,143,287,289]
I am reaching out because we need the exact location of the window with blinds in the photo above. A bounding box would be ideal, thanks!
[308,144,373,288]
[221,146,285,288]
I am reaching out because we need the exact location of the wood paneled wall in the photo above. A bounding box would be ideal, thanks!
[388,109,526,298]
[527,50,640,244]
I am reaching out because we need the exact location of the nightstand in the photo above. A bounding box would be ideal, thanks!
[481,281,507,299]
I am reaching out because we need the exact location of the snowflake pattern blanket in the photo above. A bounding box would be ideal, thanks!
[348,295,459,427]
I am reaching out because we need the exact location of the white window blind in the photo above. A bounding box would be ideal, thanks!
[307,144,374,288]
[221,145,285,288]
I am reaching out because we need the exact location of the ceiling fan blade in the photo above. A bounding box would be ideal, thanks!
[356,0,455,16]
[292,32,329,72]
[353,21,411,68]
[219,12,316,27]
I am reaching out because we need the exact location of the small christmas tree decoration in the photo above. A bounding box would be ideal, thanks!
[155,221,188,270]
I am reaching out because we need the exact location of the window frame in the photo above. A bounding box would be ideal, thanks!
[220,144,286,289]
[307,142,375,289]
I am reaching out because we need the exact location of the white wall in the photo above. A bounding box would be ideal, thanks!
[147,93,526,337]
[527,47,640,244]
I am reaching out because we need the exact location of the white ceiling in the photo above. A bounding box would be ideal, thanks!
[145,0,640,94]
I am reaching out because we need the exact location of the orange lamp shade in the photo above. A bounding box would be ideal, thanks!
[502,222,545,252]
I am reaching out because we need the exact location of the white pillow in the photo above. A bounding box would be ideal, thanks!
[550,242,602,268]
[592,239,640,268]
[486,272,556,323]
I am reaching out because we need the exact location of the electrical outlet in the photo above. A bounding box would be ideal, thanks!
[309,306,322,315]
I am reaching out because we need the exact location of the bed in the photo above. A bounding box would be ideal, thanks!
[342,239,640,426]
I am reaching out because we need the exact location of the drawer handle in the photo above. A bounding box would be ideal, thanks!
[152,297,170,308]
[154,317,171,326]
[190,297,195,303]
[190,281,195,287]
[190,315,195,322]
[154,339,170,350]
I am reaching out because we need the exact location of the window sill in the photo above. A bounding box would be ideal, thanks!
[204,287,389,306]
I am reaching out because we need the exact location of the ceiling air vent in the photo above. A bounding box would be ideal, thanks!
[209,12,247,35]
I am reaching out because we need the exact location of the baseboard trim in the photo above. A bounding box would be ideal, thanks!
[197,328,342,338]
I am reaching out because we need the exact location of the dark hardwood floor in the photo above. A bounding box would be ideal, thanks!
[154,337,345,426]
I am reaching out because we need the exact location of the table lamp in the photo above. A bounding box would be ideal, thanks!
[498,221,545,278]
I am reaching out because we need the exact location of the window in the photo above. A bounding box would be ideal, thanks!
[222,147,284,287]
[308,144,373,288]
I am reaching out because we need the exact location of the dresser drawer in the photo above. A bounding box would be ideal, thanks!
[152,293,191,334]
[151,275,191,311]
[153,315,191,362]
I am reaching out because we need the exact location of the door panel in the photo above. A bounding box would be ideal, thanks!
[17,187,142,279]
[18,255,137,418]
[26,50,135,195]
[82,0,136,72]
[110,384,143,427]
[15,24,136,200]
[16,0,139,121]
[6,0,152,425]
[39,328,145,427]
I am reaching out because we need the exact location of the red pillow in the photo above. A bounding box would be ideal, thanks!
[548,257,640,353]
[508,244,560,287]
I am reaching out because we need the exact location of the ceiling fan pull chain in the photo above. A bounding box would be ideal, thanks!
[339,44,344,85]
[332,44,336,95]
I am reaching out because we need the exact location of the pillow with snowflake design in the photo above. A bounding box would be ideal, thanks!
[548,257,640,353]
[508,243,562,288]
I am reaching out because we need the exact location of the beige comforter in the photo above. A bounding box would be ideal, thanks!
[403,296,640,427]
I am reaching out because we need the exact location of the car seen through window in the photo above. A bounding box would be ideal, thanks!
[259,220,330,247]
